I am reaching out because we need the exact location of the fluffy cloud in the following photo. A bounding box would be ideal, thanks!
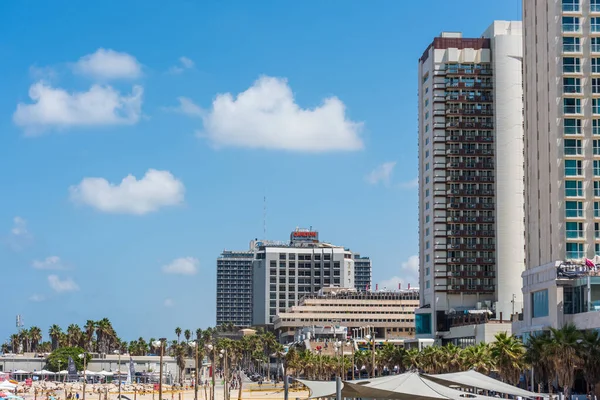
[73,48,142,80]
[170,97,204,117]
[69,169,185,215]
[29,294,46,302]
[6,216,33,251]
[48,275,79,293]
[196,76,363,152]
[162,257,199,275]
[13,82,143,135]
[366,162,396,186]
[164,298,175,307]
[168,56,195,74]
[32,256,66,270]
[377,254,419,291]
[399,177,419,189]
[11,216,28,236]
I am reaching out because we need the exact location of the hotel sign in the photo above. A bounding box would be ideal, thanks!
[292,231,317,238]
[290,230,319,242]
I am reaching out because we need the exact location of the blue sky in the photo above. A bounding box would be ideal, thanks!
[0,1,520,343]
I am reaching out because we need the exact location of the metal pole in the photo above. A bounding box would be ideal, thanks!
[351,342,355,380]
[284,375,289,400]
[194,343,199,400]
[211,347,216,400]
[159,343,163,400]
[224,349,228,400]
[335,376,342,400]
[371,334,376,378]
[118,352,122,400]
[83,355,87,400]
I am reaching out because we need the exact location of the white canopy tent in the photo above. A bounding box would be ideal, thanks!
[297,371,544,400]
[425,370,542,399]
[33,370,55,376]
[97,371,114,377]
[0,381,18,391]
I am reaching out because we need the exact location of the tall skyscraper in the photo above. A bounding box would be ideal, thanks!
[523,0,600,266]
[216,249,254,327]
[353,253,372,291]
[417,22,525,343]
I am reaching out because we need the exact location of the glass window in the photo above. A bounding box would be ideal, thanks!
[532,290,549,318]
[595,160,600,176]
[566,221,583,238]
[564,139,582,155]
[566,242,584,259]
[597,222,600,238]
[565,180,583,197]
[594,58,600,73]
[563,0,580,11]
[564,98,581,114]
[564,77,581,93]
[563,16,581,32]
[593,0,600,12]
[596,202,600,218]
[595,140,600,154]
[594,79,600,94]
[565,118,582,134]
[595,120,600,135]
[566,201,584,217]
[595,99,600,115]
[593,37,600,53]
[565,159,582,176]
[564,37,581,52]
[563,57,581,73]
[415,314,432,335]
[593,17,600,32]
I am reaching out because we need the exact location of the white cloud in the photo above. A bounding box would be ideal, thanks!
[366,162,396,186]
[198,76,363,152]
[69,169,185,215]
[11,217,28,236]
[162,257,199,275]
[29,65,57,81]
[179,57,194,69]
[13,82,143,135]
[164,298,175,307]
[6,216,33,251]
[32,256,66,270]
[29,294,46,302]
[168,56,194,74]
[48,275,79,293]
[169,97,204,117]
[73,48,142,80]
[377,254,419,291]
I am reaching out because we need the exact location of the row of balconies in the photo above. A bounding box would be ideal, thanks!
[447,230,495,236]
[446,189,495,196]
[445,148,493,156]
[446,162,495,169]
[447,257,496,264]
[446,243,495,250]
[445,175,495,182]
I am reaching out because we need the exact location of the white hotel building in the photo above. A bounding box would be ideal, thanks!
[417,21,525,345]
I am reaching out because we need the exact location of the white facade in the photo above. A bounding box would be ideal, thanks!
[523,0,600,268]
[417,21,524,342]
[252,243,355,326]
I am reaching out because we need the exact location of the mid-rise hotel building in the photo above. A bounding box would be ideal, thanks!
[216,250,254,327]
[417,21,524,344]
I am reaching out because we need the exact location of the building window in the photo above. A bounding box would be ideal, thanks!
[593,17,600,32]
[566,221,583,238]
[593,37,600,53]
[564,139,582,155]
[595,160,600,176]
[425,254,430,262]
[564,77,581,93]
[565,118,582,134]
[566,201,584,217]
[564,98,581,114]
[566,242,584,259]
[415,314,432,335]
[595,120,600,135]
[563,16,581,32]
[426,267,430,276]
[532,290,549,318]
[564,37,581,52]
[564,57,581,73]
[594,59,600,74]
[593,0,600,12]
[594,79,600,94]
[563,0,580,12]
[565,159,582,176]
[595,99,600,114]
[596,202,600,218]
[425,215,430,223]
[425,280,430,289]
[565,180,583,197]
[596,222,600,238]
[595,140,600,154]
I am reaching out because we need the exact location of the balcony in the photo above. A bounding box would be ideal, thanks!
[447,257,496,265]
[446,135,494,143]
[446,162,495,169]
[447,203,494,210]
[446,68,493,76]
[447,216,495,223]
[446,243,495,251]
[447,285,495,293]
[446,108,494,116]
[446,175,494,183]
[447,230,495,237]
[446,189,495,196]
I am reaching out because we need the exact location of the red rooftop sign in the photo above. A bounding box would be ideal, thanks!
[293,231,317,238]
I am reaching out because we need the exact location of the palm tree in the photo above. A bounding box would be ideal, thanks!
[174,343,187,384]
[49,325,62,351]
[29,326,42,352]
[580,329,600,397]
[526,332,554,394]
[175,327,182,344]
[66,324,82,347]
[490,332,527,385]
[184,329,191,343]
[462,342,493,374]
[549,323,582,399]
[84,320,95,351]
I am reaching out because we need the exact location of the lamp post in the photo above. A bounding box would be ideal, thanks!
[220,349,228,400]
[78,353,88,400]
[346,341,353,380]
[153,339,166,400]
[189,342,199,400]
[366,331,375,378]
[114,350,121,400]
[207,344,215,400]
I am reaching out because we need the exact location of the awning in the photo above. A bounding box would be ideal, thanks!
[425,370,542,399]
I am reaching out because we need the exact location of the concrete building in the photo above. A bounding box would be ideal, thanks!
[216,249,254,327]
[273,287,419,343]
[417,21,524,344]
[523,0,600,267]
[353,253,372,292]
[252,229,358,326]
[513,261,600,341]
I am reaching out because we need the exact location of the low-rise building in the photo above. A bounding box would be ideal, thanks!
[273,287,419,343]
[512,260,600,342]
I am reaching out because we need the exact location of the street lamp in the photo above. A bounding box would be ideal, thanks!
[346,341,353,380]
[366,332,376,378]
[78,353,88,400]
[189,342,199,400]
[113,350,122,400]
[220,349,228,400]
[207,344,215,400]
[153,339,166,400]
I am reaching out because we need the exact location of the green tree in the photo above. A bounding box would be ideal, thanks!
[175,327,182,344]
[490,332,527,385]
[46,347,90,372]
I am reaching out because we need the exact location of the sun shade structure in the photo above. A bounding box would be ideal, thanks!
[297,372,516,400]
[425,370,542,399]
